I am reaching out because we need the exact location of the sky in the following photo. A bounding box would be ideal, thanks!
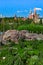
[0,0,43,17]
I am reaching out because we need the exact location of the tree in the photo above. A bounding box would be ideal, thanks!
[39,18,42,24]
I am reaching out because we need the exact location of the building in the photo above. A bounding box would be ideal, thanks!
[29,8,40,23]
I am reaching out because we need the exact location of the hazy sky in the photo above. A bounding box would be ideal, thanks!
[0,0,43,17]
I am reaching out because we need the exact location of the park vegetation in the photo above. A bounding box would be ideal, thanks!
[0,17,43,65]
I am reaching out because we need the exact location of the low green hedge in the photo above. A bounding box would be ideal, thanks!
[17,23,43,34]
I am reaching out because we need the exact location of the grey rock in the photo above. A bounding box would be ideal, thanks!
[0,30,43,45]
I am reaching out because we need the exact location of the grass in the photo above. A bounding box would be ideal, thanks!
[0,40,43,65]
[0,19,43,65]
[17,23,43,34]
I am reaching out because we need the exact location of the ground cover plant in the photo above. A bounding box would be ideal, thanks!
[0,18,43,65]
[0,40,43,65]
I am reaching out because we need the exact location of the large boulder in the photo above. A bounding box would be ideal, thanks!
[2,30,43,45]
[2,30,30,44]
[2,30,19,44]
[19,30,37,40]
